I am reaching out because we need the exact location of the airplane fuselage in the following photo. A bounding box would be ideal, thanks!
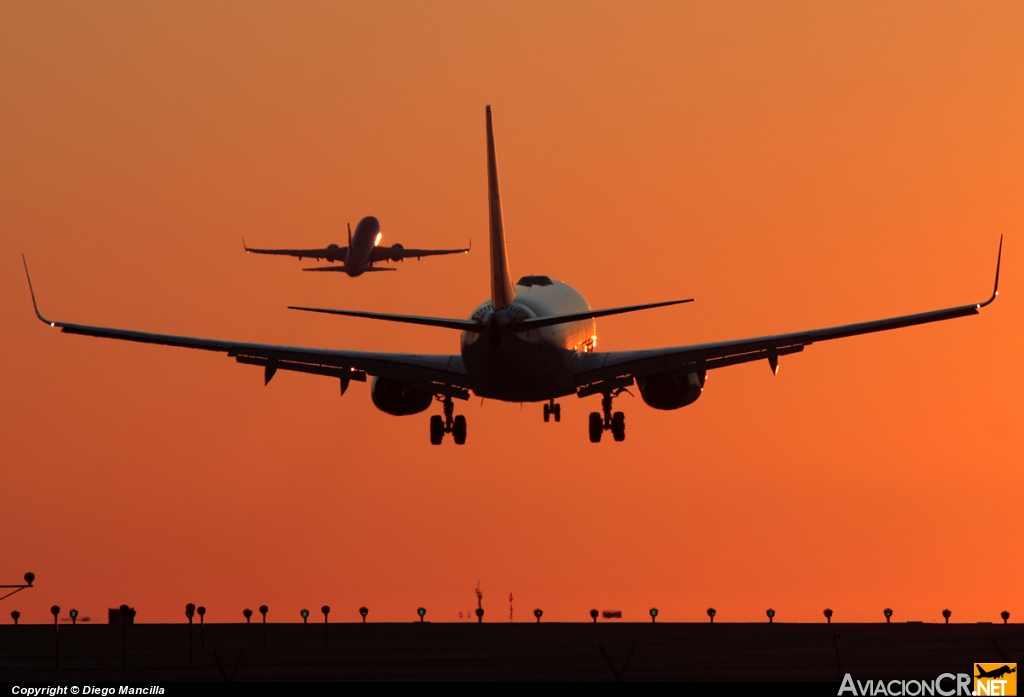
[344,216,383,276]
[461,276,597,401]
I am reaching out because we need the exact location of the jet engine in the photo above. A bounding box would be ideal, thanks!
[370,376,433,416]
[325,243,342,263]
[636,370,706,410]
[389,243,405,262]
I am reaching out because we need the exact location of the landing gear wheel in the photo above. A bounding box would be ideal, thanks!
[611,411,625,442]
[452,415,467,445]
[429,415,444,445]
[588,412,603,443]
[543,403,551,423]
[553,403,561,422]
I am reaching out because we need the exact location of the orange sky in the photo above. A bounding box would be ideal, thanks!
[1,1,1021,625]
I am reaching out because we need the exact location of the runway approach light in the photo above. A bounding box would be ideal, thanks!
[884,608,893,623]
[534,609,543,623]
[359,606,369,623]
[24,573,35,586]
[1001,611,1010,624]
[69,609,78,625]
[707,608,716,623]
[185,604,195,622]
[649,608,659,623]
[301,609,309,624]
[259,605,269,646]
[243,608,253,624]
[824,608,833,624]
[321,606,331,647]
[766,608,775,623]
[10,611,20,625]
[417,607,427,623]
[942,609,951,624]
[590,609,599,623]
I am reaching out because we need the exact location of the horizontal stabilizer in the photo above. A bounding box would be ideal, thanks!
[507,298,694,332]
[288,297,692,333]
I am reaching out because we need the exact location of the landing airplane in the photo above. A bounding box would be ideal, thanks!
[25,106,1001,444]
[243,215,469,277]
[976,665,1016,680]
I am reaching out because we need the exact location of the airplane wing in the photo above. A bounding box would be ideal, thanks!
[368,244,470,263]
[573,238,1001,389]
[243,240,348,262]
[23,259,471,397]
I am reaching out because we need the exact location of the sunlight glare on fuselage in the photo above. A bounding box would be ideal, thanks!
[374,232,382,246]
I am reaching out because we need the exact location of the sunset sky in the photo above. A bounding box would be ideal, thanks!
[1,1,1021,625]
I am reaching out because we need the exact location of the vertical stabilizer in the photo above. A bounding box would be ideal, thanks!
[486,106,516,309]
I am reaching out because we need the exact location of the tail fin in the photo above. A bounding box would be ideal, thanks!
[486,106,516,309]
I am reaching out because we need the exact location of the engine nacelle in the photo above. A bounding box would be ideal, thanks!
[325,243,342,263]
[636,370,705,410]
[389,243,405,262]
[370,376,433,416]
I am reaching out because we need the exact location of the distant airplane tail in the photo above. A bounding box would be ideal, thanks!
[486,106,516,310]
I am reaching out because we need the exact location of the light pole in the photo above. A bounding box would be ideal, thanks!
[1001,611,1010,625]
[359,607,368,623]
[824,609,833,624]
[197,606,206,647]
[766,609,775,624]
[243,608,253,624]
[259,605,268,647]
[534,609,543,623]
[301,608,309,624]
[10,611,20,625]
[707,608,716,624]
[185,604,195,666]
[321,606,330,647]
[884,608,893,624]
[50,605,60,670]
[942,609,951,624]
[70,609,78,626]
[0,573,35,603]
[417,607,427,623]
[649,608,659,623]
[589,609,598,623]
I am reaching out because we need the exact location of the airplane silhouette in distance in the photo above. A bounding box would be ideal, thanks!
[243,215,469,277]
[24,106,1002,444]
[976,666,1016,680]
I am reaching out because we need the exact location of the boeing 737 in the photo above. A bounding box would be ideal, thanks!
[243,215,469,277]
[24,106,1001,444]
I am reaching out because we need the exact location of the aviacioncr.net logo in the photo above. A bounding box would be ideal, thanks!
[839,673,973,696]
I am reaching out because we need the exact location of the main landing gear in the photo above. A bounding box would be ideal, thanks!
[589,390,626,443]
[543,399,561,423]
[429,395,467,445]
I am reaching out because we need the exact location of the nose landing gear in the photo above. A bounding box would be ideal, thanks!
[543,399,561,423]
[430,395,467,445]
[588,390,626,443]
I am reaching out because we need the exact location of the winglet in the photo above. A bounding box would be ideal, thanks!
[978,235,1003,308]
[22,255,55,326]
[242,237,250,252]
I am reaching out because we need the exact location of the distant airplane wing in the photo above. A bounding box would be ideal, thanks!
[574,238,1001,388]
[369,244,470,263]
[24,260,471,395]
[243,241,348,262]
